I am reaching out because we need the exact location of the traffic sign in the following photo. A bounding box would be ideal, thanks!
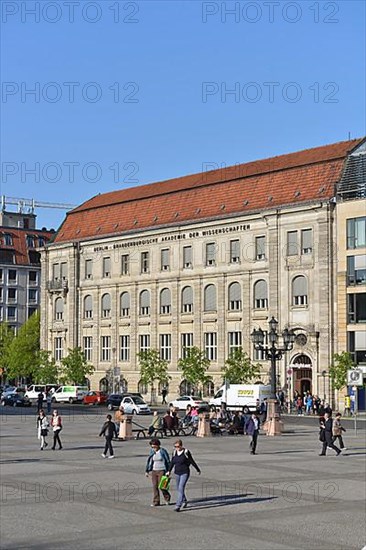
[347,369,363,386]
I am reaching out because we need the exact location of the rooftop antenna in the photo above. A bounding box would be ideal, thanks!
[348,131,351,140]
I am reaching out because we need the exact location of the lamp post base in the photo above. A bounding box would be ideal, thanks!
[263,399,283,436]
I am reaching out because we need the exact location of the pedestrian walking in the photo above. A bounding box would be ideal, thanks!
[99,414,118,458]
[37,391,44,412]
[332,412,346,450]
[37,409,49,450]
[168,439,201,512]
[319,412,341,456]
[50,409,63,450]
[145,438,171,507]
[245,412,260,455]
[161,387,168,405]
[46,391,52,414]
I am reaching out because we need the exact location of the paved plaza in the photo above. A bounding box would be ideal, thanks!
[0,407,365,550]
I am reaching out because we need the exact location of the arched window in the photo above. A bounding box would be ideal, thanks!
[204,284,216,312]
[140,290,150,315]
[120,292,130,317]
[101,293,111,318]
[292,276,308,306]
[158,381,169,395]
[160,288,171,314]
[83,295,93,319]
[202,380,215,397]
[182,286,193,313]
[179,379,194,396]
[99,377,109,393]
[54,297,64,320]
[228,282,241,310]
[138,380,148,394]
[254,280,268,309]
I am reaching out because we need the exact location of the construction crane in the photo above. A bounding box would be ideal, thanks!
[1,196,77,213]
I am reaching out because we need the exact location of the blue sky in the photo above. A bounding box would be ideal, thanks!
[1,0,365,230]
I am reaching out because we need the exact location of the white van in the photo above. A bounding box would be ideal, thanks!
[25,384,59,404]
[209,384,271,413]
[52,386,89,404]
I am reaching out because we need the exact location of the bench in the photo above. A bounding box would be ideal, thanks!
[132,421,148,439]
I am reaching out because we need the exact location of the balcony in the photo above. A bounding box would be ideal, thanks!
[47,279,69,293]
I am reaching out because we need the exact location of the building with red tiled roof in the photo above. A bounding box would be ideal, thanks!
[41,138,365,404]
[0,210,54,333]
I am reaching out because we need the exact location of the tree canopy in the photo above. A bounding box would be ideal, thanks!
[138,348,170,404]
[222,348,261,384]
[6,312,40,380]
[60,347,95,385]
[178,347,212,395]
[329,351,355,391]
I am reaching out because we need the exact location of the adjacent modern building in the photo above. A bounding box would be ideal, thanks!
[0,208,53,333]
[40,138,365,400]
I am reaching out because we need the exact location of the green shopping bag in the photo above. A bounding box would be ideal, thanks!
[158,475,170,491]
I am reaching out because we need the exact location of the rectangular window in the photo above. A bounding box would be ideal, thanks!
[347,217,366,249]
[100,336,111,362]
[228,331,242,356]
[347,294,366,324]
[206,243,216,266]
[7,306,16,320]
[161,249,170,271]
[28,307,38,318]
[255,236,266,260]
[85,259,93,279]
[141,252,149,274]
[230,239,240,263]
[160,334,171,361]
[54,337,63,361]
[347,255,366,286]
[29,271,37,284]
[0,306,3,321]
[103,257,111,278]
[83,336,93,361]
[4,233,13,246]
[287,231,298,256]
[181,333,194,358]
[38,236,45,247]
[139,334,150,353]
[183,246,193,269]
[8,269,17,283]
[0,288,2,302]
[121,254,129,275]
[120,335,130,362]
[0,268,3,282]
[204,332,217,361]
[301,229,313,254]
[253,331,268,361]
[61,263,67,280]
[28,289,37,303]
[7,288,17,303]
[53,264,60,281]
[26,235,35,248]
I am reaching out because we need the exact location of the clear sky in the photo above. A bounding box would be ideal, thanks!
[1,0,365,230]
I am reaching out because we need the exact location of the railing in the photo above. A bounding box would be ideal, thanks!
[47,279,68,292]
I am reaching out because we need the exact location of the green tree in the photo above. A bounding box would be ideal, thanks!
[7,312,40,380]
[329,351,356,391]
[33,350,59,384]
[178,347,212,396]
[60,347,95,385]
[222,348,261,384]
[0,322,15,378]
[138,348,170,405]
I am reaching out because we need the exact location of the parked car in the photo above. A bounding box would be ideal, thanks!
[169,395,209,411]
[106,393,124,410]
[1,392,31,407]
[24,384,60,404]
[120,395,151,415]
[52,386,88,404]
[83,391,107,406]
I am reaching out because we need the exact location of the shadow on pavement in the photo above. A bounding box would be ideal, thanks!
[183,493,277,510]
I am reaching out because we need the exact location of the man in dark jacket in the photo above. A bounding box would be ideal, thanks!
[99,414,118,458]
[245,413,260,455]
[319,412,341,456]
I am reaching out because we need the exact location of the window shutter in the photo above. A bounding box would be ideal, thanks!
[140,290,150,308]
[230,240,240,260]
[61,263,67,279]
[206,243,216,262]
[287,231,298,255]
[301,229,312,252]
[161,249,169,268]
[182,286,193,305]
[183,246,192,266]
[121,292,130,309]
[102,293,111,310]
[160,288,171,307]
[204,285,216,311]
[355,255,366,269]
[256,236,265,258]
[293,276,307,296]
[84,295,92,312]
[254,280,267,300]
[85,260,92,277]
[229,282,241,302]
[55,298,64,314]
[53,264,60,280]
[355,331,366,350]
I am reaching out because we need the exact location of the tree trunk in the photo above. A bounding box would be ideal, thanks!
[150,384,157,406]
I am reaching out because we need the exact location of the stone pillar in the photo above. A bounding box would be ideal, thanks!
[263,399,283,436]
[118,414,134,440]
[196,412,211,438]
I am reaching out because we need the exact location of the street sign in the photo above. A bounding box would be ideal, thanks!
[347,369,363,386]
[287,369,292,375]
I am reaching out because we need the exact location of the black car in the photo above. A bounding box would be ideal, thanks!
[1,392,31,407]
[106,392,144,410]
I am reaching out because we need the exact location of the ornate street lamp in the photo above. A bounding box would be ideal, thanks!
[251,317,295,436]
[251,317,295,399]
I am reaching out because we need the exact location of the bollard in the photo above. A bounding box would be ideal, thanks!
[118,414,134,440]
[196,412,212,438]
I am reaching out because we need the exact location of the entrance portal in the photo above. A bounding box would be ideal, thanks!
[291,355,312,396]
